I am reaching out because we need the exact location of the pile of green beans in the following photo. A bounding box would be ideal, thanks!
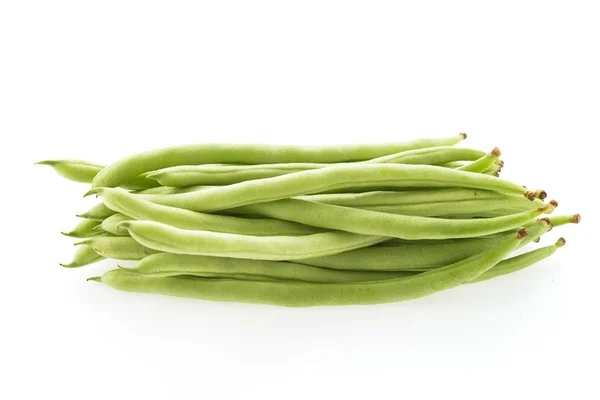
[38,134,580,307]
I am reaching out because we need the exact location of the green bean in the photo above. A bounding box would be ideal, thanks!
[457,148,501,173]
[129,164,532,213]
[228,199,556,240]
[146,164,322,186]
[60,244,104,268]
[88,229,525,307]
[366,146,485,164]
[302,189,545,208]
[91,134,467,188]
[98,213,131,236]
[146,146,487,187]
[36,160,104,184]
[119,220,387,260]
[483,164,501,176]
[35,160,157,189]
[97,188,324,236]
[470,238,565,283]
[356,197,540,217]
[548,214,581,227]
[76,202,117,221]
[125,253,415,283]
[61,218,103,238]
[134,185,214,195]
[439,161,465,168]
[77,236,158,260]
[298,219,550,271]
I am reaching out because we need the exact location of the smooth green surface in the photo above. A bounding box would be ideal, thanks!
[61,244,104,268]
[120,220,386,260]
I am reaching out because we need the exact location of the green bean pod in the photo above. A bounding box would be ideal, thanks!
[357,197,540,217]
[91,134,467,189]
[61,218,103,238]
[97,188,324,236]
[457,148,501,173]
[125,253,415,283]
[119,220,387,260]
[77,202,117,221]
[88,230,525,307]
[77,236,158,260]
[36,160,104,184]
[229,199,555,240]
[366,146,485,164]
[298,219,550,271]
[303,189,545,208]
[36,160,157,189]
[97,213,132,236]
[60,244,105,268]
[130,164,532,212]
[470,238,565,283]
[548,214,581,227]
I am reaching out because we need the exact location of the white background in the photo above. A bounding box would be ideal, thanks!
[1,1,598,399]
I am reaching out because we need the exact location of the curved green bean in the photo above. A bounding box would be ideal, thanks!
[470,238,565,283]
[119,220,387,260]
[77,236,158,260]
[302,189,545,208]
[228,199,555,240]
[98,213,131,236]
[548,214,581,227]
[125,253,415,283]
[130,164,531,213]
[92,134,467,188]
[77,202,117,221]
[88,230,525,307]
[36,160,104,184]
[298,219,550,271]
[356,197,540,217]
[457,148,501,173]
[60,244,104,268]
[366,146,485,164]
[97,188,324,236]
[36,160,157,189]
[61,218,103,238]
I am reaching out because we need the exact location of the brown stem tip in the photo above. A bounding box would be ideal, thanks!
[538,217,552,231]
[535,189,547,200]
[498,160,505,168]
[533,237,541,243]
[490,147,502,157]
[556,237,566,247]
[493,171,500,177]
[517,228,528,240]
[571,214,581,224]
[541,200,558,214]
[459,133,467,140]
[525,191,537,201]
